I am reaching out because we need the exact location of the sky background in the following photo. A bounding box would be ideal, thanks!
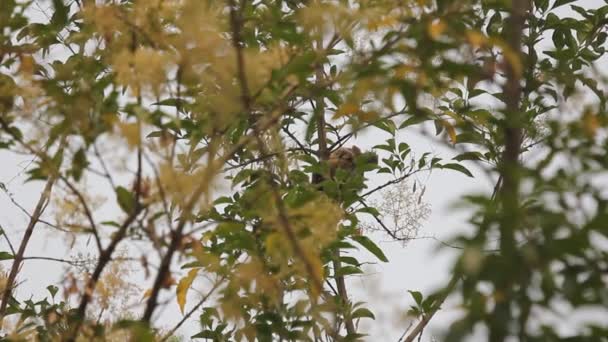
[1,0,606,341]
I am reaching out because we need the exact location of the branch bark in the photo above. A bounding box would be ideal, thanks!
[401,274,459,342]
[0,172,57,323]
[312,40,356,335]
[67,205,143,340]
[490,0,530,340]
[67,122,146,340]
[141,142,217,322]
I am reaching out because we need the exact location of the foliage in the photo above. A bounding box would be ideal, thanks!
[0,0,607,341]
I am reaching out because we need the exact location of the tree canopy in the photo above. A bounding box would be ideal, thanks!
[0,0,607,341]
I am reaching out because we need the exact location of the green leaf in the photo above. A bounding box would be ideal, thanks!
[340,256,360,266]
[373,118,397,135]
[399,114,430,129]
[181,261,203,269]
[356,206,381,217]
[152,98,181,107]
[100,221,121,228]
[409,290,423,306]
[453,152,483,162]
[71,147,88,181]
[336,265,363,276]
[351,307,375,320]
[440,163,474,177]
[50,0,69,28]
[536,0,549,12]
[351,235,388,262]
[116,186,135,214]
[0,252,14,260]
[551,0,576,9]
[47,285,58,299]
[192,331,217,339]
[146,131,164,138]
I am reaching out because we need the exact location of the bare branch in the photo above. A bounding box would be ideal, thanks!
[0,224,15,255]
[59,176,102,252]
[93,143,117,189]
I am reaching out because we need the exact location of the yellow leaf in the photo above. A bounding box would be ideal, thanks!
[334,103,360,118]
[357,110,380,122]
[176,268,199,314]
[501,46,523,78]
[141,288,152,301]
[265,232,285,256]
[466,31,487,48]
[118,122,141,148]
[443,110,464,124]
[395,64,414,78]
[441,119,457,144]
[583,110,599,137]
[102,112,118,126]
[428,19,446,40]
[367,15,398,31]
[19,55,35,75]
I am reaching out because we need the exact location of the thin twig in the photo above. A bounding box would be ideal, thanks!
[59,176,103,252]
[160,277,226,342]
[397,321,414,342]
[0,224,15,255]
[93,143,117,189]
[1,183,62,231]
[0,159,59,322]
[68,122,147,339]
[21,256,87,267]
[401,274,459,342]
[360,167,431,199]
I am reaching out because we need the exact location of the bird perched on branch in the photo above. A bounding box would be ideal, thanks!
[312,145,378,185]
[328,146,361,177]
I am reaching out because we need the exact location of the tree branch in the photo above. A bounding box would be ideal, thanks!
[59,176,102,252]
[312,38,356,335]
[0,145,61,322]
[490,0,530,339]
[159,276,226,342]
[401,273,460,342]
[227,0,324,295]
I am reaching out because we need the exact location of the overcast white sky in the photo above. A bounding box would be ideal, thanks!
[1,0,606,341]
